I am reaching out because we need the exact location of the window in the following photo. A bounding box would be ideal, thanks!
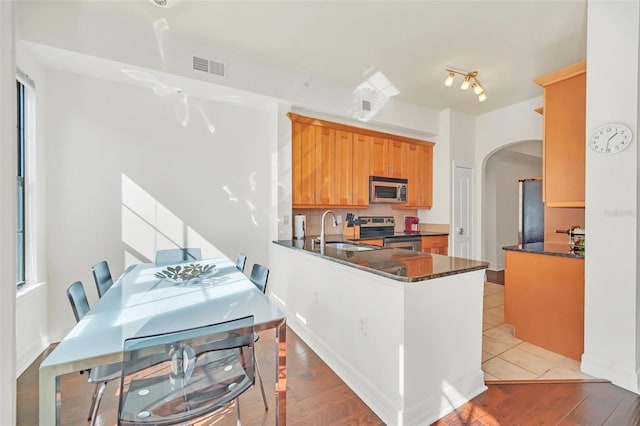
[16,80,25,287]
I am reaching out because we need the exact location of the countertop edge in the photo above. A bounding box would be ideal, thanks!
[273,240,488,282]
[503,244,584,259]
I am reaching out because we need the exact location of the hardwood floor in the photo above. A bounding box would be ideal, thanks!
[18,327,640,425]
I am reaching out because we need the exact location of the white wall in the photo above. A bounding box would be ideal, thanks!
[0,0,17,422]
[582,0,640,393]
[484,149,542,270]
[44,69,276,341]
[474,96,543,260]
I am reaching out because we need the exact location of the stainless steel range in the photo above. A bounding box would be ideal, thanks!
[359,216,422,251]
[358,216,395,238]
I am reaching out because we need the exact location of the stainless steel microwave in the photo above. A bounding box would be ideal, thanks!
[369,176,408,203]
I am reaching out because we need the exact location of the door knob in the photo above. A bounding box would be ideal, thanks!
[458,227,464,235]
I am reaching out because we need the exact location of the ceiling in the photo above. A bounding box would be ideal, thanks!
[53,0,588,115]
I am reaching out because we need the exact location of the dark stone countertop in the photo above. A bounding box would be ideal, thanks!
[274,237,487,283]
[503,242,584,259]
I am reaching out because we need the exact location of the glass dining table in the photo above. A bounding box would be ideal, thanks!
[39,257,287,425]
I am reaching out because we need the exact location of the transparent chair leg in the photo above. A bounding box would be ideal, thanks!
[87,383,100,421]
[255,357,268,410]
[88,382,107,426]
[235,399,241,426]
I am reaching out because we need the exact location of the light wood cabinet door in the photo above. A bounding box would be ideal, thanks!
[315,126,335,205]
[535,61,586,208]
[388,139,404,178]
[292,122,317,206]
[543,73,586,207]
[403,142,420,205]
[421,235,448,255]
[369,136,388,176]
[352,133,371,207]
[400,142,433,208]
[417,144,433,208]
[333,130,353,205]
[370,137,404,178]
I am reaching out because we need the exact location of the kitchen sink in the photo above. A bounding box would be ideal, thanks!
[324,242,380,252]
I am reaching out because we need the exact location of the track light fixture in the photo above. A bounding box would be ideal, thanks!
[444,69,487,102]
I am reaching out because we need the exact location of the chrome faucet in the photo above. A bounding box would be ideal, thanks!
[320,210,338,248]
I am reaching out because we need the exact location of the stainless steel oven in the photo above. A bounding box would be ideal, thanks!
[384,235,422,251]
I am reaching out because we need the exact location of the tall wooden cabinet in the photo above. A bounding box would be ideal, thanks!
[289,113,434,209]
[403,142,433,208]
[534,61,586,208]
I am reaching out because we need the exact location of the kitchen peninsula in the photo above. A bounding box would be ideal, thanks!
[269,239,488,425]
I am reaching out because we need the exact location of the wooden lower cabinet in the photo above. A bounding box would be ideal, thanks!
[504,250,584,360]
[360,238,384,247]
[421,235,448,255]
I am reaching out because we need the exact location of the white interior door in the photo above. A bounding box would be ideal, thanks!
[453,164,473,258]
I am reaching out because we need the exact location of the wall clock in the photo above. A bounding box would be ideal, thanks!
[588,123,633,154]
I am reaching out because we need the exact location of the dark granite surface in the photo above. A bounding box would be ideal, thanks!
[503,242,585,259]
[274,237,488,283]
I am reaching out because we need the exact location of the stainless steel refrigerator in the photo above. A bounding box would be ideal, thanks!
[518,178,544,244]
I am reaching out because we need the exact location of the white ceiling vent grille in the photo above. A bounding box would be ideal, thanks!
[192,56,226,78]
[361,100,372,112]
[208,60,225,77]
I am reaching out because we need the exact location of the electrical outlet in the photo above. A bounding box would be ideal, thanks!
[312,290,318,305]
[283,215,289,225]
[359,317,367,336]
[336,214,343,224]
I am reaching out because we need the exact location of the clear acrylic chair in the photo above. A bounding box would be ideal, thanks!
[248,263,270,410]
[155,248,202,265]
[118,316,256,425]
[66,281,122,426]
[91,260,113,298]
[236,253,247,273]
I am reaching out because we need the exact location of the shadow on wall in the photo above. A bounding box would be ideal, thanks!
[121,173,225,267]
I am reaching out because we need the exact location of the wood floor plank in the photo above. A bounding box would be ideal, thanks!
[559,383,630,425]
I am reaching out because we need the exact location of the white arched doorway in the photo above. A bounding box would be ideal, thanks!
[481,140,542,276]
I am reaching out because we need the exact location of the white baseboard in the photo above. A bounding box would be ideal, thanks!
[581,353,640,394]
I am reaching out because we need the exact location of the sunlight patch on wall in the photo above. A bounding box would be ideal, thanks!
[121,173,222,263]
[124,250,144,270]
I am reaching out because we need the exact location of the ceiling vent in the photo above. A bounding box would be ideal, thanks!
[192,56,226,78]
[361,100,372,112]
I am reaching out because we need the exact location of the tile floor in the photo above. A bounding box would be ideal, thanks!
[482,282,595,381]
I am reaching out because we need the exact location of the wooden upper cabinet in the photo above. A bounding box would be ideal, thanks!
[369,137,388,176]
[370,137,404,178]
[333,130,353,205]
[417,143,433,208]
[292,122,316,206]
[534,61,586,208]
[288,113,434,209]
[315,126,335,205]
[400,142,433,208]
[352,133,371,207]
